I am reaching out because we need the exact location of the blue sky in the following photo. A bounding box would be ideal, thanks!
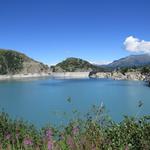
[0,0,150,65]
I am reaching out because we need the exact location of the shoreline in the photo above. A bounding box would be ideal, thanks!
[89,71,146,81]
[0,71,148,82]
[0,72,90,80]
[0,73,51,80]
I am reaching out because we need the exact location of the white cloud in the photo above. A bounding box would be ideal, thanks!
[124,36,150,53]
[90,60,112,65]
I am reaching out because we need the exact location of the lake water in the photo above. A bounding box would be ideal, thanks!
[0,77,149,127]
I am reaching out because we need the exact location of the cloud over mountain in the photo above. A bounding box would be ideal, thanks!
[124,36,150,53]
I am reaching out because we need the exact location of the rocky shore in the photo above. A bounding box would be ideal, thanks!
[0,71,149,82]
[89,71,146,81]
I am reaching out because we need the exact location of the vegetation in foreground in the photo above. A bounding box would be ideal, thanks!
[0,103,150,150]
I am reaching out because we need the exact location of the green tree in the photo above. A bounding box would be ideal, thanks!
[141,66,150,74]
[120,67,128,75]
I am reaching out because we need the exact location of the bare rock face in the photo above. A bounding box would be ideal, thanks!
[125,72,146,81]
[89,71,146,81]
[21,61,49,74]
[111,72,125,80]
[144,73,150,83]
[90,72,112,78]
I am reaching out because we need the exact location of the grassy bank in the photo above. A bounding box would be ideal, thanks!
[0,105,149,150]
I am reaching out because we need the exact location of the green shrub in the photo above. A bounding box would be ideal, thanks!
[0,105,149,150]
[141,67,150,74]
[0,50,24,74]
[120,67,129,75]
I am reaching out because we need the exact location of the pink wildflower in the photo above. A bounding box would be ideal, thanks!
[16,133,19,139]
[23,138,33,146]
[45,129,53,150]
[125,145,129,150]
[6,134,11,140]
[47,140,53,150]
[67,136,75,149]
[72,126,79,135]
[46,129,52,139]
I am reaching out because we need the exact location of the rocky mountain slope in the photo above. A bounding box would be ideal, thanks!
[107,54,150,68]
[0,49,49,75]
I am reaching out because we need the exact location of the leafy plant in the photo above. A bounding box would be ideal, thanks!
[0,102,149,150]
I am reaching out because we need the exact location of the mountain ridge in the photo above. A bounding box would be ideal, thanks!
[1,49,150,75]
[106,54,150,68]
[0,49,49,75]
[51,57,105,72]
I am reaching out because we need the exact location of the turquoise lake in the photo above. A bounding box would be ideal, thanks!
[0,77,150,127]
